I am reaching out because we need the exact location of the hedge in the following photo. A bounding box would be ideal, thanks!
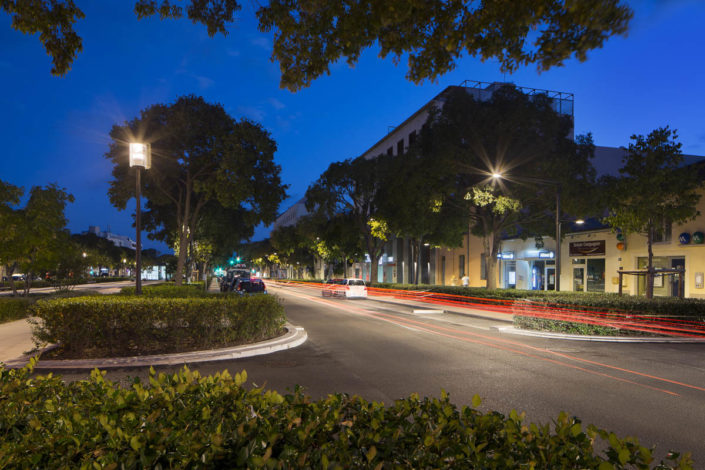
[120,283,209,298]
[367,283,705,319]
[30,295,285,358]
[0,362,691,469]
[0,297,34,324]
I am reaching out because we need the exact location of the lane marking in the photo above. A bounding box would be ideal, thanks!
[274,287,684,396]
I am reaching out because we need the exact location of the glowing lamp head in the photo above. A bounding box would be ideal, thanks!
[491,173,502,179]
[575,219,585,225]
[129,143,151,169]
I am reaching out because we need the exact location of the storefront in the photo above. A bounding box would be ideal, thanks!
[568,240,606,292]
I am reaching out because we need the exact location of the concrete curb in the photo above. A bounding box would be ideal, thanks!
[493,325,705,343]
[2,323,307,370]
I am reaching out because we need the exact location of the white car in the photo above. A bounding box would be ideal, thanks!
[322,278,368,298]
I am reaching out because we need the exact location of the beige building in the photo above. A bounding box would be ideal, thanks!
[434,190,705,298]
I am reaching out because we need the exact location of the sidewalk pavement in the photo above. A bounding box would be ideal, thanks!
[0,318,35,363]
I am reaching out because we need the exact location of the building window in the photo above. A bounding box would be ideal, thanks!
[653,218,672,243]
[408,130,417,146]
[459,255,465,278]
[387,147,393,156]
[397,139,404,155]
[480,253,487,280]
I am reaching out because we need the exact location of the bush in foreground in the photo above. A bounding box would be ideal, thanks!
[0,362,692,469]
[30,295,285,358]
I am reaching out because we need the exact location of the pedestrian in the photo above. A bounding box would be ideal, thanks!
[461,275,469,287]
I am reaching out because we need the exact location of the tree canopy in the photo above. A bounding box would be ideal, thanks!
[6,0,632,90]
[0,182,75,295]
[422,85,596,288]
[105,95,287,285]
[305,156,390,283]
[602,127,702,298]
[258,0,632,90]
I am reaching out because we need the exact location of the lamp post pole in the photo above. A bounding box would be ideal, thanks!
[555,188,561,292]
[129,143,151,296]
[135,167,142,295]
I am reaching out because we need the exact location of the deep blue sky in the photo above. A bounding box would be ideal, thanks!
[1,0,704,253]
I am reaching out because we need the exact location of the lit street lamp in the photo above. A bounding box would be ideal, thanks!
[491,173,583,291]
[129,142,151,295]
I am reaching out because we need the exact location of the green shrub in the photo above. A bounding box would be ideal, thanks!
[0,362,692,469]
[30,295,285,358]
[0,298,34,324]
[0,290,100,325]
[369,283,705,319]
[120,283,208,297]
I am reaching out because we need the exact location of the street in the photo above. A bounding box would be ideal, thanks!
[54,282,705,464]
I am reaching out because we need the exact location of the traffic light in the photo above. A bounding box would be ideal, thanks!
[236,256,241,262]
[228,259,234,266]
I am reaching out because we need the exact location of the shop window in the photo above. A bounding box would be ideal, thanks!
[505,261,516,288]
[586,259,605,292]
[459,255,465,278]
[573,267,585,291]
[653,218,673,243]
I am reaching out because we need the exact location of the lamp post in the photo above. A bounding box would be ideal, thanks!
[129,143,151,295]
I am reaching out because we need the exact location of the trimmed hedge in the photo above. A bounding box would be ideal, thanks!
[0,290,101,325]
[0,363,692,469]
[370,283,705,319]
[0,297,34,324]
[30,295,286,358]
[120,283,209,298]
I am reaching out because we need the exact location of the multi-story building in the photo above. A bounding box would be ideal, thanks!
[85,225,136,250]
[272,80,705,297]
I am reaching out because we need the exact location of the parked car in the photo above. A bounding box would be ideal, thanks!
[322,278,368,298]
[233,278,267,295]
[220,268,251,292]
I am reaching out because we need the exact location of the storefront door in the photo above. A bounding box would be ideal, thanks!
[546,267,556,290]
[671,257,685,297]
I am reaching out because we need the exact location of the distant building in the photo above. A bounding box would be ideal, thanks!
[85,226,136,250]
[271,198,309,233]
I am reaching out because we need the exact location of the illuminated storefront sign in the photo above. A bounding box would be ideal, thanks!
[569,240,605,257]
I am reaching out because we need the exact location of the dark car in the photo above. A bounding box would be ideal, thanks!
[233,278,267,295]
[220,269,251,292]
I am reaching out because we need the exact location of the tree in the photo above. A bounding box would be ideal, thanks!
[423,85,596,289]
[602,127,702,299]
[7,0,632,90]
[3,0,240,76]
[106,95,287,286]
[379,146,466,284]
[258,0,633,91]
[0,183,75,295]
[305,156,390,283]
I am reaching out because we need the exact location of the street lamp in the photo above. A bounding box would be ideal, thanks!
[491,173,583,292]
[129,142,151,295]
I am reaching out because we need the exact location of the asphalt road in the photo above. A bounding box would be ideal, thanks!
[54,282,705,464]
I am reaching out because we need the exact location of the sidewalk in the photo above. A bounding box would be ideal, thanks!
[0,318,35,363]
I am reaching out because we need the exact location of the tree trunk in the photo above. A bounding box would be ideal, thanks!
[646,223,654,299]
[414,237,423,285]
[484,232,501,290]
[342,254,347,278]
[7,264,18,297]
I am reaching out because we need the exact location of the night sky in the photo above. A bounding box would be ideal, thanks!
[1,0,704,253]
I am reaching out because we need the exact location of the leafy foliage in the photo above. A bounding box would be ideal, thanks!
[3,0,239,75]
[258,0,633,91]
[0,363,691,468]
[305,156,391,282]
[30,294,285,358]
[421,85,596,288]
[602,127,702,298]
[105,95,287,285]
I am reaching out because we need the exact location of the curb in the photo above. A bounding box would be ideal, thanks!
[2,323,307,370]
[492,325,705,343]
